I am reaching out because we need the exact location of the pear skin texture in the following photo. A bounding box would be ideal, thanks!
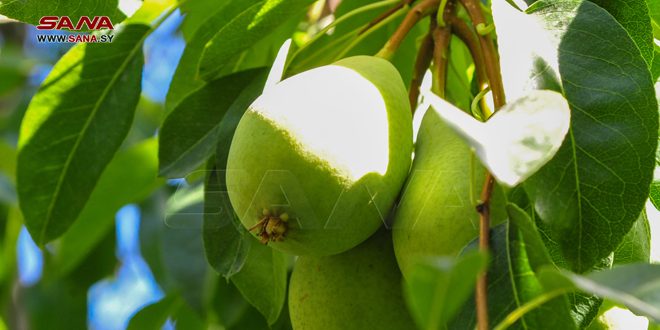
[226,56,413,256]
[289,229,415,330]
[392,108,506,278]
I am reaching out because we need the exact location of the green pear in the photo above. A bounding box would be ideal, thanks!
[226,56,413,256]
[392,108,506,277]
[289,229,415,330]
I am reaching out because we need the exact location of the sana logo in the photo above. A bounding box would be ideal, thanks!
[36,16,114,30]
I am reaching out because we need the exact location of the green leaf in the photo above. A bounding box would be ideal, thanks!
[137,186,210,314]
[651,180,660,210]
[451,223,576,330]
[210,278,254,328]
[127,295,180,330]
[17,24,148,245]
[159,68,267,178]
[161,181,211,313]
[53,138,163,277]
[166,0,262,111]
[285,0,393,74]
[505,204,554,270]
[231,238,288,325]
[127,294,205,330]
[21,278,87,330]
[0,0,125,26]
[539,264,660,322]
[613,210,651,264]
[179,0,227,40]
[648,0,660,24]
[424,89,571,187]
[203,163,250,278]
[198,0,316,80]
[404,251,488,330]
[590,0,655,67]
[499,0,659,272]
[506,190,608,327]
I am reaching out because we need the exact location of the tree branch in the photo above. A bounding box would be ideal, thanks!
[409,22,435,112]
[458,0,505,108]
[457,1,507,329]
[448,16,486,88]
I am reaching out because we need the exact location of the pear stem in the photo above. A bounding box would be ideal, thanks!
[457,0,507,329]
[408,20,436,112]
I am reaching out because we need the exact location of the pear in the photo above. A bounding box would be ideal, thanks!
[392,108,506,277]
[288,229,415,330]
[226,56,413,256]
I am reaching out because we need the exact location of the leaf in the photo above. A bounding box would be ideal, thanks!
[166,0,263,111]
[161,181,210,313]
[651,180,660,210]
[590,0,655,68]
[450,223,576,330]
[127,295,180,330]
[53,139,163,277]
[231,238,288,325]
[649,0,660,25]
[127,294,205,330]
[159,68,267,178]
[203,164,250,278]
[17,24,148,245]
[613,210,651,264]
[499,0,659,272]
[137,184,210,314]
[21,278,87,330]
[423,89,571,187]
[505,203,553,270]
[404,251,488,330]
[179,0,227,40]
[0,0,125,26]
[539,264,660,322]
[197,0,316,80]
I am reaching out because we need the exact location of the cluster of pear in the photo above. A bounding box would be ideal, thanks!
[226,55,499,329]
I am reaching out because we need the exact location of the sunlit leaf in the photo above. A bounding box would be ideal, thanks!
[198,0,316,80]
[590,0,654,67]
[495,0,658,272]
[17,24,148,245]
[539,264,660,322]
[613,210,651,265]
[424,89,570,187]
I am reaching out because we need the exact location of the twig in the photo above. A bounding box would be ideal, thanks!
[431,0,454,98]
[431,27,451,98]
[359,0,415,34]
[448,16,487,88]
[376,0,440,60]
[409,21,436,112]
[458,0,505,108]
[457,1,507,329]
[475,173,494,330]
